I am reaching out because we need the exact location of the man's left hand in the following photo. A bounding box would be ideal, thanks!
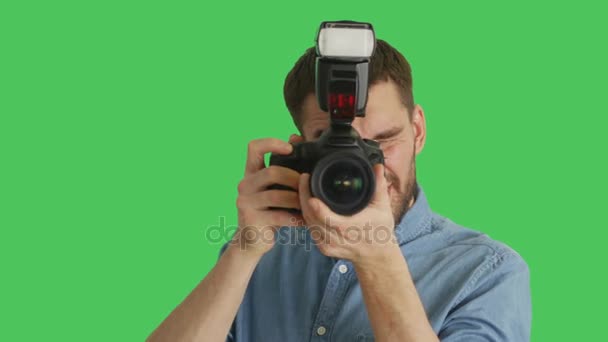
[298,164,397,266]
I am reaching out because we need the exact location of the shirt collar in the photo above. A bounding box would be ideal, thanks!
[394,184,433,246]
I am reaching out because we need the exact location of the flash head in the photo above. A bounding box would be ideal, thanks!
[315,20,376,122]
[316,21,375,58]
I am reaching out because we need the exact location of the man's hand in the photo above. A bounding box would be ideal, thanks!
[298,163,397,266]
[300,164,438,342]
[232,136,304,257]
[148,136,307,342]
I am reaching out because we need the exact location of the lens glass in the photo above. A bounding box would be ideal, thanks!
[321,160,367,205]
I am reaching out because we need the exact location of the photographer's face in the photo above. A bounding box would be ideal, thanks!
[299,79,427,223]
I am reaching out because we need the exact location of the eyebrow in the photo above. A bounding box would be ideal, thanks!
[312,125,403,140]
[373,126,404,140]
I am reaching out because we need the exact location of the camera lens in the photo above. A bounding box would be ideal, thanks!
[311,152,375,215]
[323,162,364,202]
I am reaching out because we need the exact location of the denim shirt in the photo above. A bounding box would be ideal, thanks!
[220,186,531,341]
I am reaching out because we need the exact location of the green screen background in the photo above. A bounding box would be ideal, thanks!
[1,0,606,340]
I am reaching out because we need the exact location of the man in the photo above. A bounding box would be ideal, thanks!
[148,39,531,342]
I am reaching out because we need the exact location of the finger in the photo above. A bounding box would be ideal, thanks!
[288,134,305,144]
[298,173,313,215]
[298,174,342,249]
[239,190,302,210]
[304,198,342,253]
[260,209,304,228]
[257,166,300,192]
[245,138,293,176]
[238,166,300,194]
[370,163,390,206]
[299,173,344,226]
[307,196,346,227]
[262,190,301,210]
[298,173,320,226]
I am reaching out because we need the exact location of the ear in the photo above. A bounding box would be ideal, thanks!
[411,104,427,155]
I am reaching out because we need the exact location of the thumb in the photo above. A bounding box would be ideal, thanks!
[370,163,390,206]
[288,134,304,144]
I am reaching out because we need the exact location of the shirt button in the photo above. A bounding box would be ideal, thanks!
[338,264,348,274]
[316,326,327,336]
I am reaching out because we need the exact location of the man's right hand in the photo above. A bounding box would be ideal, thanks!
[147,135,305,342]
[231,135,304,257]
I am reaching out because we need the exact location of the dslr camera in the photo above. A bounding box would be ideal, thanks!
[269,21,385,215]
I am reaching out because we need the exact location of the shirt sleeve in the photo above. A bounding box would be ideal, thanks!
[438,250,532,342]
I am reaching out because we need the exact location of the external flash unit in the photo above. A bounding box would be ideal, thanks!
[270,20,384,215]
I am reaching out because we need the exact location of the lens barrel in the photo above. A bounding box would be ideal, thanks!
[310,151,375,215]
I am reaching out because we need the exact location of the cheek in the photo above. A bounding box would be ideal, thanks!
[381,143,413,183]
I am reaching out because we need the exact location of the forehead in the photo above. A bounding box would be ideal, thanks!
[299,79,408,133]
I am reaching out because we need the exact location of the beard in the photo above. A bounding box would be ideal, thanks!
[385,150,418,224]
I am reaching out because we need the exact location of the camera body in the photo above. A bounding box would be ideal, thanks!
[269,20,384,215]
[269,124,384,215]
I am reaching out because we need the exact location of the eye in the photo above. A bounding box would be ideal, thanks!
[377,137,398,149]
[372,126,404,142]
[377,140,389,147]
[376,137,392,144]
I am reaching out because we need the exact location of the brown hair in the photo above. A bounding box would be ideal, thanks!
[283,39,415,131]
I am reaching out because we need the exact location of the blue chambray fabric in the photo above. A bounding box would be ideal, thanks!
[220,186,531,341]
